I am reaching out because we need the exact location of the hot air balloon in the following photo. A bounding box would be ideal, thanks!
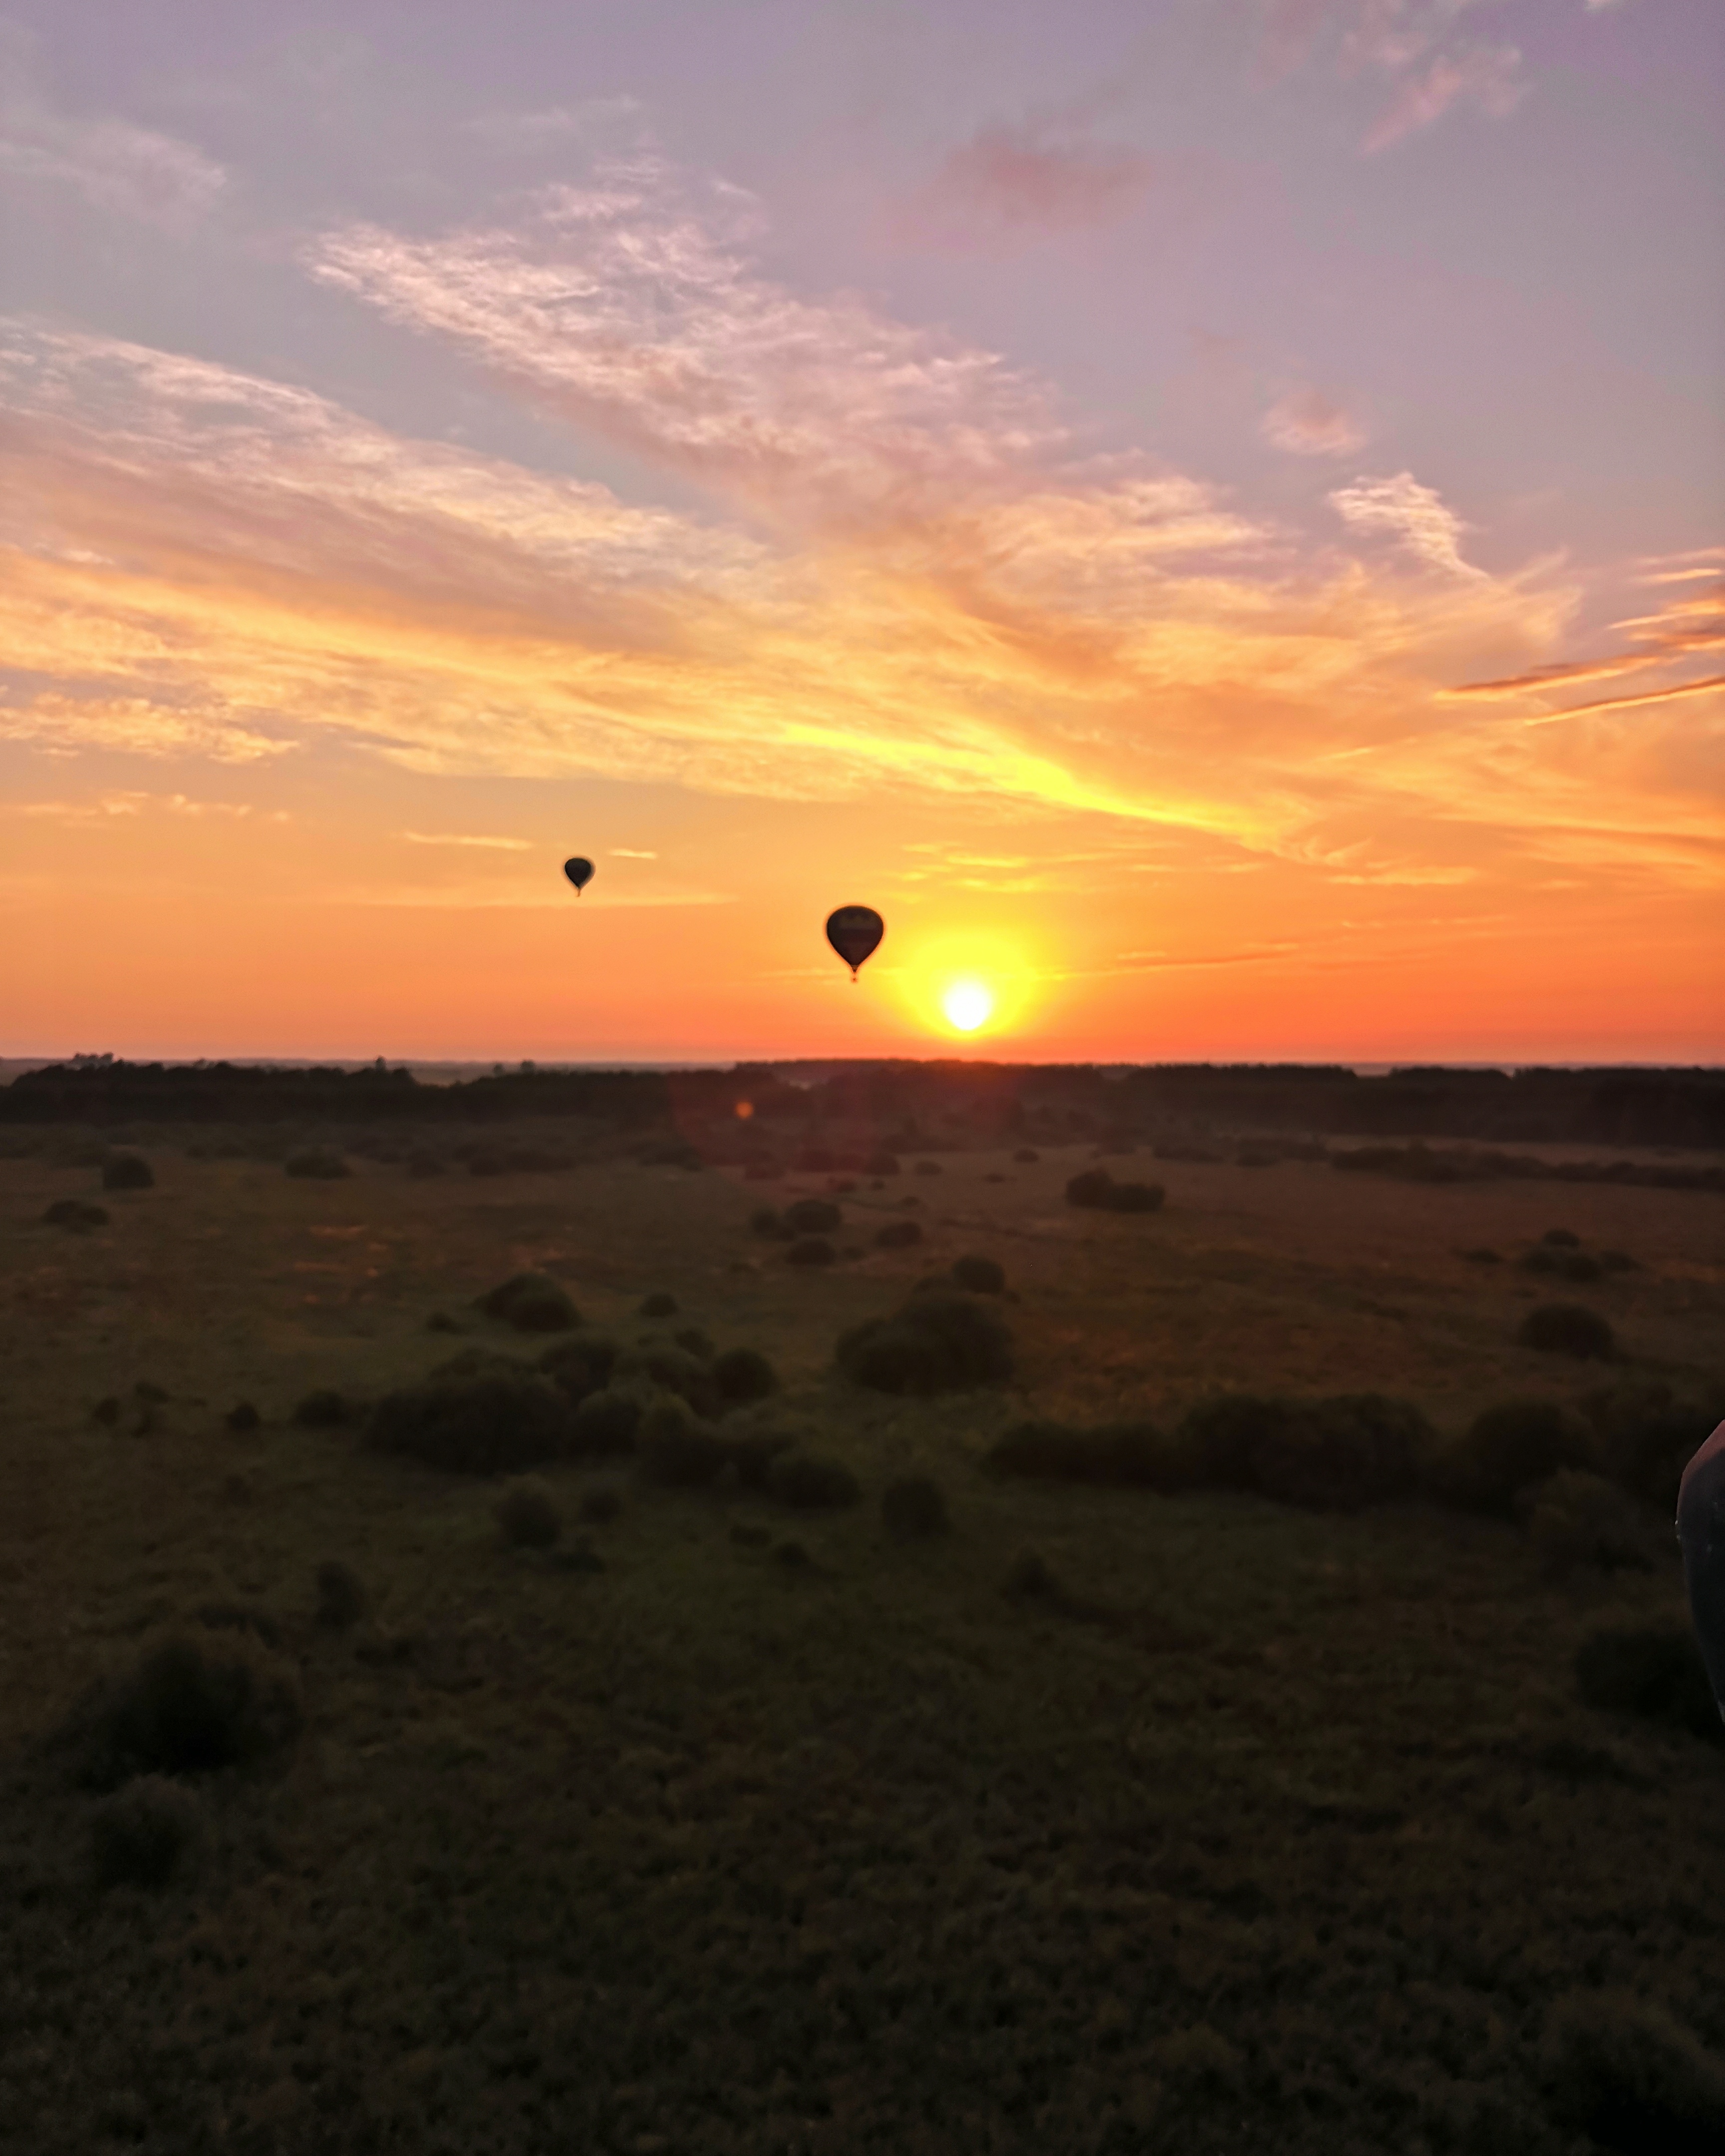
[563,858,595,896]
[825,905,883,982]
[1678,1417,1725,1724]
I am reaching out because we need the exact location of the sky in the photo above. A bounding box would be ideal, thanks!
[0,0,1720,1066]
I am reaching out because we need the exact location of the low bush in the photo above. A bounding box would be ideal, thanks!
[985,1418,1180,1490]
[538,1330,620,1406]
[1109,1180,1163,1213]
[784,1197,842,1234]
[749,1206,787,1238]
[674,1326,714,1360]
[69,1627,304,1790]
[1581,1377,1725,1507]
[1430,1397,1599,1516]
[863,1151,901,1176]
[368,1371,573,1474]
[786,1236,836,1268]
[1520,1302,1615,1359]
[475,1271,579,1334]
[1542,1988,1725,2156]
[89,1776,206,1890]
[577,1483,623,1525]
[1541,1227,1582,1248]
[290,1389,352,1428]
[1013,1147,1040,1164]
[639,1291,678,1318]
[496,1476,563,1548]
[950,1253,1006,1295]
[880,1475,950,1536]
[1458,1246,1500,1264]
[712,1345,778,1409]
[314,1560,367,1628]
[224,1401,260,1432]
[636,1397,728,1488]
[766,1449,862,1511]
[837,1286,1013,1395]
[1526,1470,1652,1580]
[1576,1623,1725,1745]
[569,1387,642,1457]
[1599,1247,1640,1272]
[285,1146,349,1180]
[1250,1393,1436,1511]
[1065,1167,1163,1213]
[42,1199,108,1229]
[1066,1167,1114,1208]
[611,1341,718,1417]
[1521,1245,1602,1282]
[873,1220,922,1250]
[101,1154,153,1192]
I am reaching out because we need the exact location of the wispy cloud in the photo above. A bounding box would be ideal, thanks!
[400,830,534,850]
[1329,471,1482,577]
[891,122,1162,250]
[0,32,225,226]
[1262,387,1367,456]
[609,846,657,858]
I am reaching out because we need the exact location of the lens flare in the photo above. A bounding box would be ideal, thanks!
[942,980,993,1033]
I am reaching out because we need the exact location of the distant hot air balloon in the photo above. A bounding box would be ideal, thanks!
[825,905,884,982]
[563,857,595,896]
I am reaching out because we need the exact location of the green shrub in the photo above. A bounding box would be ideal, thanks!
[1575,1623,1724,1743]
[285,1146,349,1180]
[767,1449,862,1511]
[496,1476,563,1548]
[785,1197,842,1234]
[42,1199,108,1229]
[577,1483,623,1525]
[89,1775,206,1890]
[985,1419,1180,1490]
[1526,1470,1652,1580]
[1542,1989,1725,2156]
[837,1286,1013,1395]
[1176,1393,1298,1492]
[611,1341,719,1417]
[224,1401,260,1432]
[475,1271,579,1334]
[636,1396,728,1488]
[950,1253,1006,1295]
[1431,1398,1599,1515]
[873,1220,922,1250]
[1581,1377,1725,1507]
[570,1387,642,1457]
[639,1291,678,1318]
[537,1330,620,1406]
[713,1346,778,1409]
[1520,1302,1615,1359]
[1066,1167,1114,1208]
[1541,1227,1582,1247]
[718,1421,798,1489]
[1250,1393,1437,1511]
[290,1388,353,1428]
[314,1560,367,1628]
[367,1371,573,1474]
[70,1628,304,1790]
[786,1236,835,1268]
[880,1475,950,1536]
[101,1154,153,1191]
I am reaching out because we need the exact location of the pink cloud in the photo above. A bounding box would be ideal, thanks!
[1262,387,1367,456]
[1361,42,1525,152]
[892,124,1160,251]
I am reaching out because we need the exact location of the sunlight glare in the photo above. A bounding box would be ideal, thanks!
[942,979,994,1033]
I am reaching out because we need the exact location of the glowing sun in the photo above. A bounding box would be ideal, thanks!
[942,979,994,1033]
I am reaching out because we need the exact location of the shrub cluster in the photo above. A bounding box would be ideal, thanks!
[1519,1301,1615,1359]
[89,1775,206,1891]
[285,1146,350,1180]
[784,1197,842,1234]
[1065,1167,1164,1213]
[1542,1988,1725,2155]
[496,1476,562,1548]
[1525,1470,1652,1580]
[985,1419,1177,1490]
[67,1625,305,1790]
[766,1449,861,1510]
[950,1253,1005,1295]
[367,1370,573,1474]
[1580,1377,1725,1508]
[713,1345,778,1408]
[101,1154,153,1191]
[538,1330,620,1406]
[1428,1398,1598,1516]
[474,1271,579,1333]
[1575,1623,1724,1746]
[837,1285,1012,1395]
[42,1199,108,1230]
[880,1475,950,1536]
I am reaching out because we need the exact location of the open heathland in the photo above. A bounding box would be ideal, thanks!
[2,1100,1723,2156]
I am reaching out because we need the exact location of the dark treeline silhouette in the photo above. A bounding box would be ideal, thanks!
[6,1055,1723,1148]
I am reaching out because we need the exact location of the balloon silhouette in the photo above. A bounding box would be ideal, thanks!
[825,905,884,982]
[563,857,595,896]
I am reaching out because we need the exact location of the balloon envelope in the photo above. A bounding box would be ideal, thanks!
[826,905,884,978]
[563,857,595,894]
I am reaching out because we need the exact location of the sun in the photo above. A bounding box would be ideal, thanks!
[942,979,994,1033]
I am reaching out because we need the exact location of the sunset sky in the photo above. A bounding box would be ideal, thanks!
[1,0,1720,1064]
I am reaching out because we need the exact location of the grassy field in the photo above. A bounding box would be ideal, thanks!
[2,1131,1723,2154]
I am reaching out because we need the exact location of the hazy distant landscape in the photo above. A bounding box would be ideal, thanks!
[3,1057,1722,2154]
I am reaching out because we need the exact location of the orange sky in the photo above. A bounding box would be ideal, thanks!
[1,5,1721,1064]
